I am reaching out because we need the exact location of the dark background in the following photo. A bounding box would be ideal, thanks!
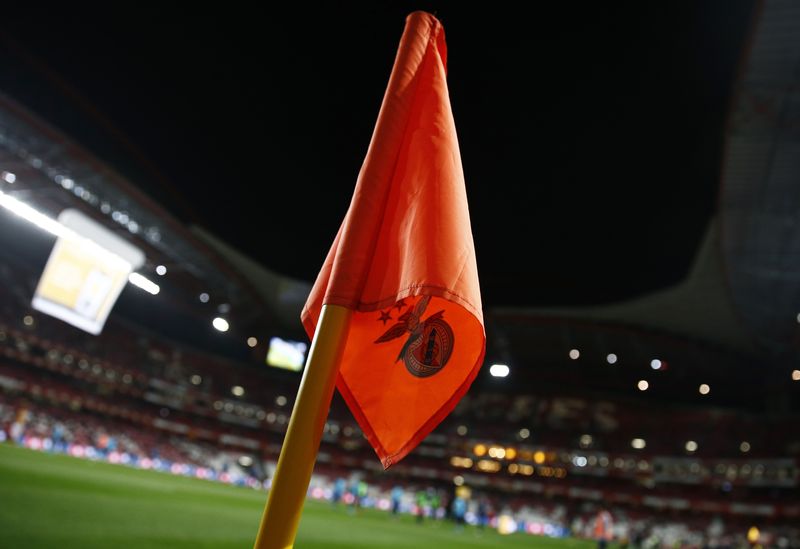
[0,1,757,309]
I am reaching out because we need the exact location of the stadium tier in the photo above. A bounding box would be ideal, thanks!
[1,276,799,545]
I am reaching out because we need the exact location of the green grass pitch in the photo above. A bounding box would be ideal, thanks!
[0,444,594,548]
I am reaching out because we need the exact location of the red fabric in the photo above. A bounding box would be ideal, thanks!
[301,11,484,469]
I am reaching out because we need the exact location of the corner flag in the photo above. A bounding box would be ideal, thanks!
[302,10,484,468]
[254,12,483,547]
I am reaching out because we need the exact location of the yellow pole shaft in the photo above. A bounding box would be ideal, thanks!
[253,304,352,549]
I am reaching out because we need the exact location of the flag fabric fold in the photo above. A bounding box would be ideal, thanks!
[301,11,484,469]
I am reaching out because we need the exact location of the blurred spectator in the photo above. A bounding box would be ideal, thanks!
[332,477,346,506]
[452,493,467,531]
[391,485,403,517]
[594,506,614,549]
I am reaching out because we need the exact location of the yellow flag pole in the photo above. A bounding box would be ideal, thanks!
[253,304,352,549]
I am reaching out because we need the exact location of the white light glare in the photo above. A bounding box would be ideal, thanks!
[199,292,210,303]
[792,370,800,381]
[631,438,646,449]
[573,456,588,467]
[685,440,698,452]
[247,337,258,348]
[0,189,70,238]
[231,385,244,396]
[740,441,751,453]
[1,190,159,296]
[650,359,662,370]
[569,349,580,360]
[128,273,160,295]
[699,383,710,395]
[607,353,617,364]
[212,317,230,332]
[1,171,16,183]
[638,380,649,391]
[489,364,510,377]
[156,265,167,276]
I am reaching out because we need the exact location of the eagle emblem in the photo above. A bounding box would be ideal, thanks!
[374,295,454,378]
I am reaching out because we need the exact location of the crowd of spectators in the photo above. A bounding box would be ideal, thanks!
[0,282,798,547]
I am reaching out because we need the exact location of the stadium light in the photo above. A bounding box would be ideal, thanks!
[699,383,710,395]
[0,190,160,295]
[740,441,751,453]
[489,364,510,377]
[199,292,210,303]
[569,349,580,360]
[247,337,258,348]
[0,189,71,238]
[212,317,229,332]
[573,456,588,467]
[792,370,800,381]
[129,273,160,295]
[631,438,646,449]
[231,385,244,396]
[156,265,167,276]
[650,359,662,370]
[606,353,617,364]
[637,380,649,391]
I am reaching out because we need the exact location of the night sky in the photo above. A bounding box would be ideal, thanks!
[0,1,757,310]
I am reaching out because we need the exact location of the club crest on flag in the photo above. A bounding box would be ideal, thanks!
[374,295,455,378]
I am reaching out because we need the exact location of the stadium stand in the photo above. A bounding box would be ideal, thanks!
[1,265,798,546]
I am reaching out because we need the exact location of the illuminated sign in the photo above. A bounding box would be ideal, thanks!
[266,336,307,371]
[32,209,144,334]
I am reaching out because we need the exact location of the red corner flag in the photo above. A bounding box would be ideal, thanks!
[301,11,484,468]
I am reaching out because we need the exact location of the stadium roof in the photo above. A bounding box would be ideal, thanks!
[498,219,754,353]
